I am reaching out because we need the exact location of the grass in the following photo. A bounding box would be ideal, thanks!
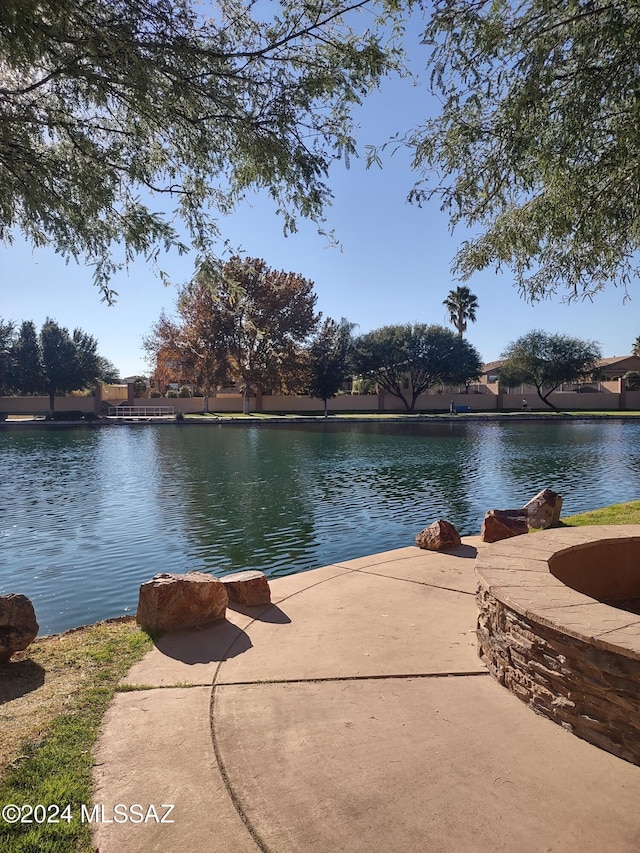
[181,409,640,421]
[561,500,640,526]
[0,619,152,852]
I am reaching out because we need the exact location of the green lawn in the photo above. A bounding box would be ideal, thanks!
[0,621,151,852]
[561,500,640,526]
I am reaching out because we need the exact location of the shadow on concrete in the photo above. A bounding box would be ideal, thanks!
[0,659,45,705]
[445,544,478,560]
[227,603,291,624]
[154,619,252,664]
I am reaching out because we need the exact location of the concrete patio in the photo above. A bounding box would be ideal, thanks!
[93,538,640,852]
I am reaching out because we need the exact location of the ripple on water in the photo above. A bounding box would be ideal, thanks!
[2,420,640,633]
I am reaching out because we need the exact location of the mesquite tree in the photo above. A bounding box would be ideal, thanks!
[499,331,602,409]
[351,323,482,411]
[402,0,640,301]
[1,0,406,301]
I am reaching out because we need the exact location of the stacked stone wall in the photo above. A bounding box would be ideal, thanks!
[477,585,640,765]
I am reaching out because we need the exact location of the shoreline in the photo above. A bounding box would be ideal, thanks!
[2,410,640,429]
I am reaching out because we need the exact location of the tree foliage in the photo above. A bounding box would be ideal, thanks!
[144,290,230,396]
[624,371,640,391]
[145,256,320,411]
[0,319,16,396]
[96,357,121,385]
[39,320,102,412]
[12,320,43,394]
[351,323,482,410]
[406,0,640,301]
[442,286,478,337]
[1,0,406,301]
[2,318,107,412]
[499,330,602,409]
[307,317,355,415]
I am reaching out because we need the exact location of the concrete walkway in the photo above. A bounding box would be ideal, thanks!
[93,539,640,852]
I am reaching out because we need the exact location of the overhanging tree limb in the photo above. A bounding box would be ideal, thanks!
[1,0,408,302]
[405,0,640,301]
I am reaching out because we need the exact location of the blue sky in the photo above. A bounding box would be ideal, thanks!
[2,13,638,378]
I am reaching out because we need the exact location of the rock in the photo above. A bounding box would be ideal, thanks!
[221,570,271,606]
[415,519,461,551]
[523,488,563,530]
[0,593,39,663]
[481,509,529,543]
[136,572,228,633]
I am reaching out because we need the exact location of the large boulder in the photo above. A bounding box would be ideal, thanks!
[136,572,228,633]
[415,519,461,551]
[0,593,39,663]
[481,509,529,543]
[523,488,563,530]
[220,570,271,606]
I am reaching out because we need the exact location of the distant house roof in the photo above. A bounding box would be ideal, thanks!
[597,356,639,366]
[480,355,640,379]
[596,355,640,376]
[481,360,503,375]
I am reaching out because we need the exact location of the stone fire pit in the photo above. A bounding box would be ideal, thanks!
[475,525,640,765]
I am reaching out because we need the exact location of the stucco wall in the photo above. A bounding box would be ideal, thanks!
[625,390,640,410]
[3,387,638,415]
[501,392,621,410]
[0,396,95,415]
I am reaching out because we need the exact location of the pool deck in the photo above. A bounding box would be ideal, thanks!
[93,538,640,852]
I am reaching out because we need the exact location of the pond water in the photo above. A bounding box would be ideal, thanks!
[2,420,640,635]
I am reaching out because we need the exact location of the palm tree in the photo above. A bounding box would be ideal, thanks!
[632,335,640,356]
[443,286,479,338]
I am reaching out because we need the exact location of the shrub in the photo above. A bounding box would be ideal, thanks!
[49,410,84,421]
[178,385,192,398]
[624,371,640,390]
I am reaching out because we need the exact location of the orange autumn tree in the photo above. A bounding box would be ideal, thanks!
[144,305,226,397]
[145,257,319,411]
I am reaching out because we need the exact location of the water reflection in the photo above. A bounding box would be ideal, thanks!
[151,426,317,575]
[2,420,640,634]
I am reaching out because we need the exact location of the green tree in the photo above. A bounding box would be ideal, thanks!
[39,319,102,414]
[11,320,43,395]
[2,0,405,302]
[130,377,148,397]
[307,317,355,417]
[442,286,478,338]
[499,331,602,410]
[0,320,16,395]
[405,0,640,301]
[631,337,640,357]
[351,323,482,411]
[624,371,640,391]
[96,357,121,385]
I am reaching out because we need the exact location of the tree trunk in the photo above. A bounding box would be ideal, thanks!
[242,388,250,415]
[323,398,328,418]
[49,391,55,416]
[397,391,413,412]
[537,386,558,410]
